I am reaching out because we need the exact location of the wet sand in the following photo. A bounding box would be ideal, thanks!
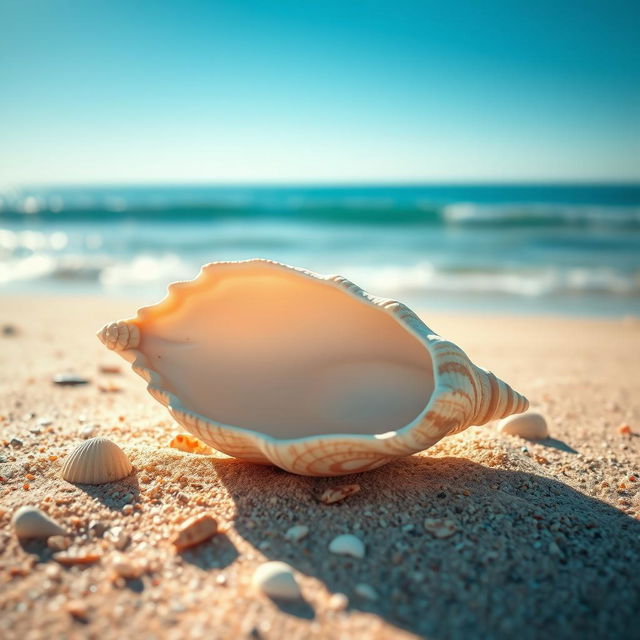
[0,297,639,639]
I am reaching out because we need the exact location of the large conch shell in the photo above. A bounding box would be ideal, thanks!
[98,259,527,476]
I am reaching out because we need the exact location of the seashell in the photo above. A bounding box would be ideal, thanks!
[171,513,218,550]
[62,437,132,484]
[285,525,309,542]
[329,533,365,558]
[499,411,549,440]
[12,506,68,540]
[319,483,361,504]
[252,561,302,600]
[423,518,457,539]
[97,259,528,477]
[169,433,213,455]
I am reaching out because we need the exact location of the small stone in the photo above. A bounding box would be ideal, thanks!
[328,534,365,559]
[499,412,549,440]
[79,424,98,439]
[99,363,121,374]
[38,417,53,427]
[216,574,227,586]
[47,535,72,551]
[53,373,89,386]
[89,520,107,537]
[171,513,218,550]
[54,551,101,566]
[107,527,130,550]
[252,561,302,600]
[12,506,68,539]
[122,505,134,516]
[2,324,18,336]
[327,593,349,611]
[10,437,23,448]
[618,424,633,436]
[111,553,142,579]
[424,518,457,539]
[319,484,361,505]
[354,583,378,601]
[285,525,309,542]
[65,599,88,620]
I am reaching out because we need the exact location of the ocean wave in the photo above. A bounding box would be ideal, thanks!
[1,250,637,300]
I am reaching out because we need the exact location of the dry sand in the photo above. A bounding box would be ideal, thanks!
[0,296,639,640]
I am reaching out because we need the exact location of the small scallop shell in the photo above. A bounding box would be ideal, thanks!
[499,411,549,440]
[12,506,68,540]
[62,437,132,485]
[252,561,302,600]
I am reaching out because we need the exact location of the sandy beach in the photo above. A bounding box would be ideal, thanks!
[1,296,639,640]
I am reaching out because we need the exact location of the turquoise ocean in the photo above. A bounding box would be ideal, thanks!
[1,184,639,315]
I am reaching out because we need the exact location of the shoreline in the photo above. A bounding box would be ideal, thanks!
[0,296,639,639]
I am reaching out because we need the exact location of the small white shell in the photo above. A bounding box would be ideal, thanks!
[62,437,132,484]
[12,506,68,540]
[285,525,309,542]
[499,411,549,440]
[328,534,365,558]
[252,561,302,600]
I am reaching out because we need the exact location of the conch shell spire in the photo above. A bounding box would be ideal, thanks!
[97,320,140,352]
[469,364,529,426]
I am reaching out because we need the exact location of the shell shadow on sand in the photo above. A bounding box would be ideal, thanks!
[212,454,640,640]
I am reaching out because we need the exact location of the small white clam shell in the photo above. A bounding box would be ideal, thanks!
[252,561,302,600]
[328,533,365,558]
[499,411,549,440]
[62,437,132,484]
[12,506,68,540]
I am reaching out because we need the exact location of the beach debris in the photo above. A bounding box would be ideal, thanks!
[319,483,361,504]
[252,561,302,600]
[499,411,549,440]
[38,417,53,427]
[355,583,378,601]
[47,535,72,551]
[53,373,90,386]
[10,437,23,448]
[171,513,218,550]
[110,553,143,579]
[106,526,130,550]
[54,551,101,566]
[2,324,18,336]
[618,423,633,436]
[99,363,122,374]
[65,599,88,620]
[79,424,99,439]
[98,381,122,393]
[329,534,365,558]
[169,433,213,455]
[424,518,457,539]
[285,524,309,542]
[62,437,132,484]
[12,506,68,540]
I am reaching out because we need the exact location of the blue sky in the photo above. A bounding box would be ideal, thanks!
[1,0,638,185]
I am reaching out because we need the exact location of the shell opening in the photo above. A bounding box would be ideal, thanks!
[136,263,435,439]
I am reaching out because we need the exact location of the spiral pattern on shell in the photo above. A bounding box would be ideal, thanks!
[97,320,140,351]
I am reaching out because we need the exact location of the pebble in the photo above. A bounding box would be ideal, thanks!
[12,506,68,540]
[328,534,365,559]
[319,484,361,504]
[285,525,309,542]
[355,583,378,601]
[111,553,143,579]
[54,551,101,566]
[10,438,23,448]
[89,520,107,537]
[2,324,18,336]
[99,363,122,374]
[38,417,53,427]
[107,527,131,550]
[53,373,90,386]
[79,424,99,439]
[171,513,218,550]
[424,518,457,539]
[47,535,72,551]
[327,592,349,611]
[499,411,549,440]
[65,599,88,620]
[252,561,302,600]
